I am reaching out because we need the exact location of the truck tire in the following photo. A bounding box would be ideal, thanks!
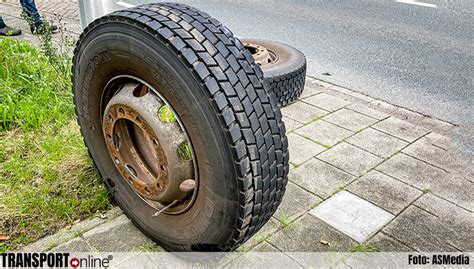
[72,3,289,251]
[240,39,307,107]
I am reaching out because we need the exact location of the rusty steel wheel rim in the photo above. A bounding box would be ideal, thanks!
[244,42,278,66]
[101,76,198,215]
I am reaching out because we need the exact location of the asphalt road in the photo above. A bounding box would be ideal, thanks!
[80,0,473,127]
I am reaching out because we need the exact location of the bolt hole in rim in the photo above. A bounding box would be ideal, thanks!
[244,43,278,66]
[101,75,198,215]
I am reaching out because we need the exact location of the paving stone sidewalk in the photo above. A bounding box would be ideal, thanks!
[2,0,78,20]
[3,0,472,253]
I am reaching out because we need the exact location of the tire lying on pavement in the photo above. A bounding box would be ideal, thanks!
[72,3,289,251]
[240,38,307,107]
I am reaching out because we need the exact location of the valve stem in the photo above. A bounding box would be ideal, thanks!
[151,200,179,218]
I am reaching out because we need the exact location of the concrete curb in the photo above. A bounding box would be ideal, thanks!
[22,208,123,252]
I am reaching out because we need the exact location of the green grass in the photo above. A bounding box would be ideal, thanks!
[289,161,300,168]
[0,37,111,251]
[350,243,379,252]
[302,135,332,149]
[303,115,325,126]
[137,242,161,252]
[278,212,298,229]
[177,142,193,161]
[0,38,74,130]
[332,186,346,195]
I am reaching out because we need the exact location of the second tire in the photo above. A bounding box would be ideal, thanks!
[241,38,307,107]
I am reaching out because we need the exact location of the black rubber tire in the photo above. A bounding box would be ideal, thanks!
[72,3,288,251]
[241,38,307,107]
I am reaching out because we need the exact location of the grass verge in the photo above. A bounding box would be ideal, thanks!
[0,37,111,251]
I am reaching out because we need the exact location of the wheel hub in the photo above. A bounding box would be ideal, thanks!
[244,42,277,66]
[102,82,195,209]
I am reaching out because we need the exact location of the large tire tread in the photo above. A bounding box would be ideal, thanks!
[268,61,306,106]
[72,2,288,250]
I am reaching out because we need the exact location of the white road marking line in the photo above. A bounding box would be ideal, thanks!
[396,0,437,8]
[116,1,136,8]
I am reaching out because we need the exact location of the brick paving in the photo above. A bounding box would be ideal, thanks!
[2,0,472,253]
[2,0,78,20]
[1,0,81,36]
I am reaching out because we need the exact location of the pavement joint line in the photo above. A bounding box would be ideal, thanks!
[329,107,388,137]
[412,203,440,218]
[348,91,376,103]
[341,135,402,161]
[288,152,370,203]
[266,213,308,247]
[269,211,357,254]
[297,90,324,101]
[288,108,348,140]
[369,98,458,128]
[345,106,391,121]
[282,106,327,125]
[312,156,367,192]
[313,155,358,177]
[365,125,416,145]
[280,100,390,170]
[400,151,450,174]
[302,115,325,126]
[344,187,421,224]
[289,179,322,201]
[288,171,327,201]
[344,140,394,160]
[299,98,448,147]
[430,142,448,151]
[264,241,304,265]
[300,98,348,113]
[446,242,463,252]
[344,186,424,234]
[286,125,303,134]
[374,168,473,213]
[312,129,427,197]
[306,75,458,128]
[320,118,361,133]
[81,235,98,252]
[325,88,370,106]
[294,185,328,210]
[263,241,281,253]
[296,133,333,150]
[347,124,378,137]
[370,123,413,144]
[288,161,299,168]
[315,141,385,177]
[397,133,454,174]
[363,193,424,245]
[298,104,342,125]
[379,230,417,251]
[287,117,304,125]
[369,129,425,162]
[307,192,382,245]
